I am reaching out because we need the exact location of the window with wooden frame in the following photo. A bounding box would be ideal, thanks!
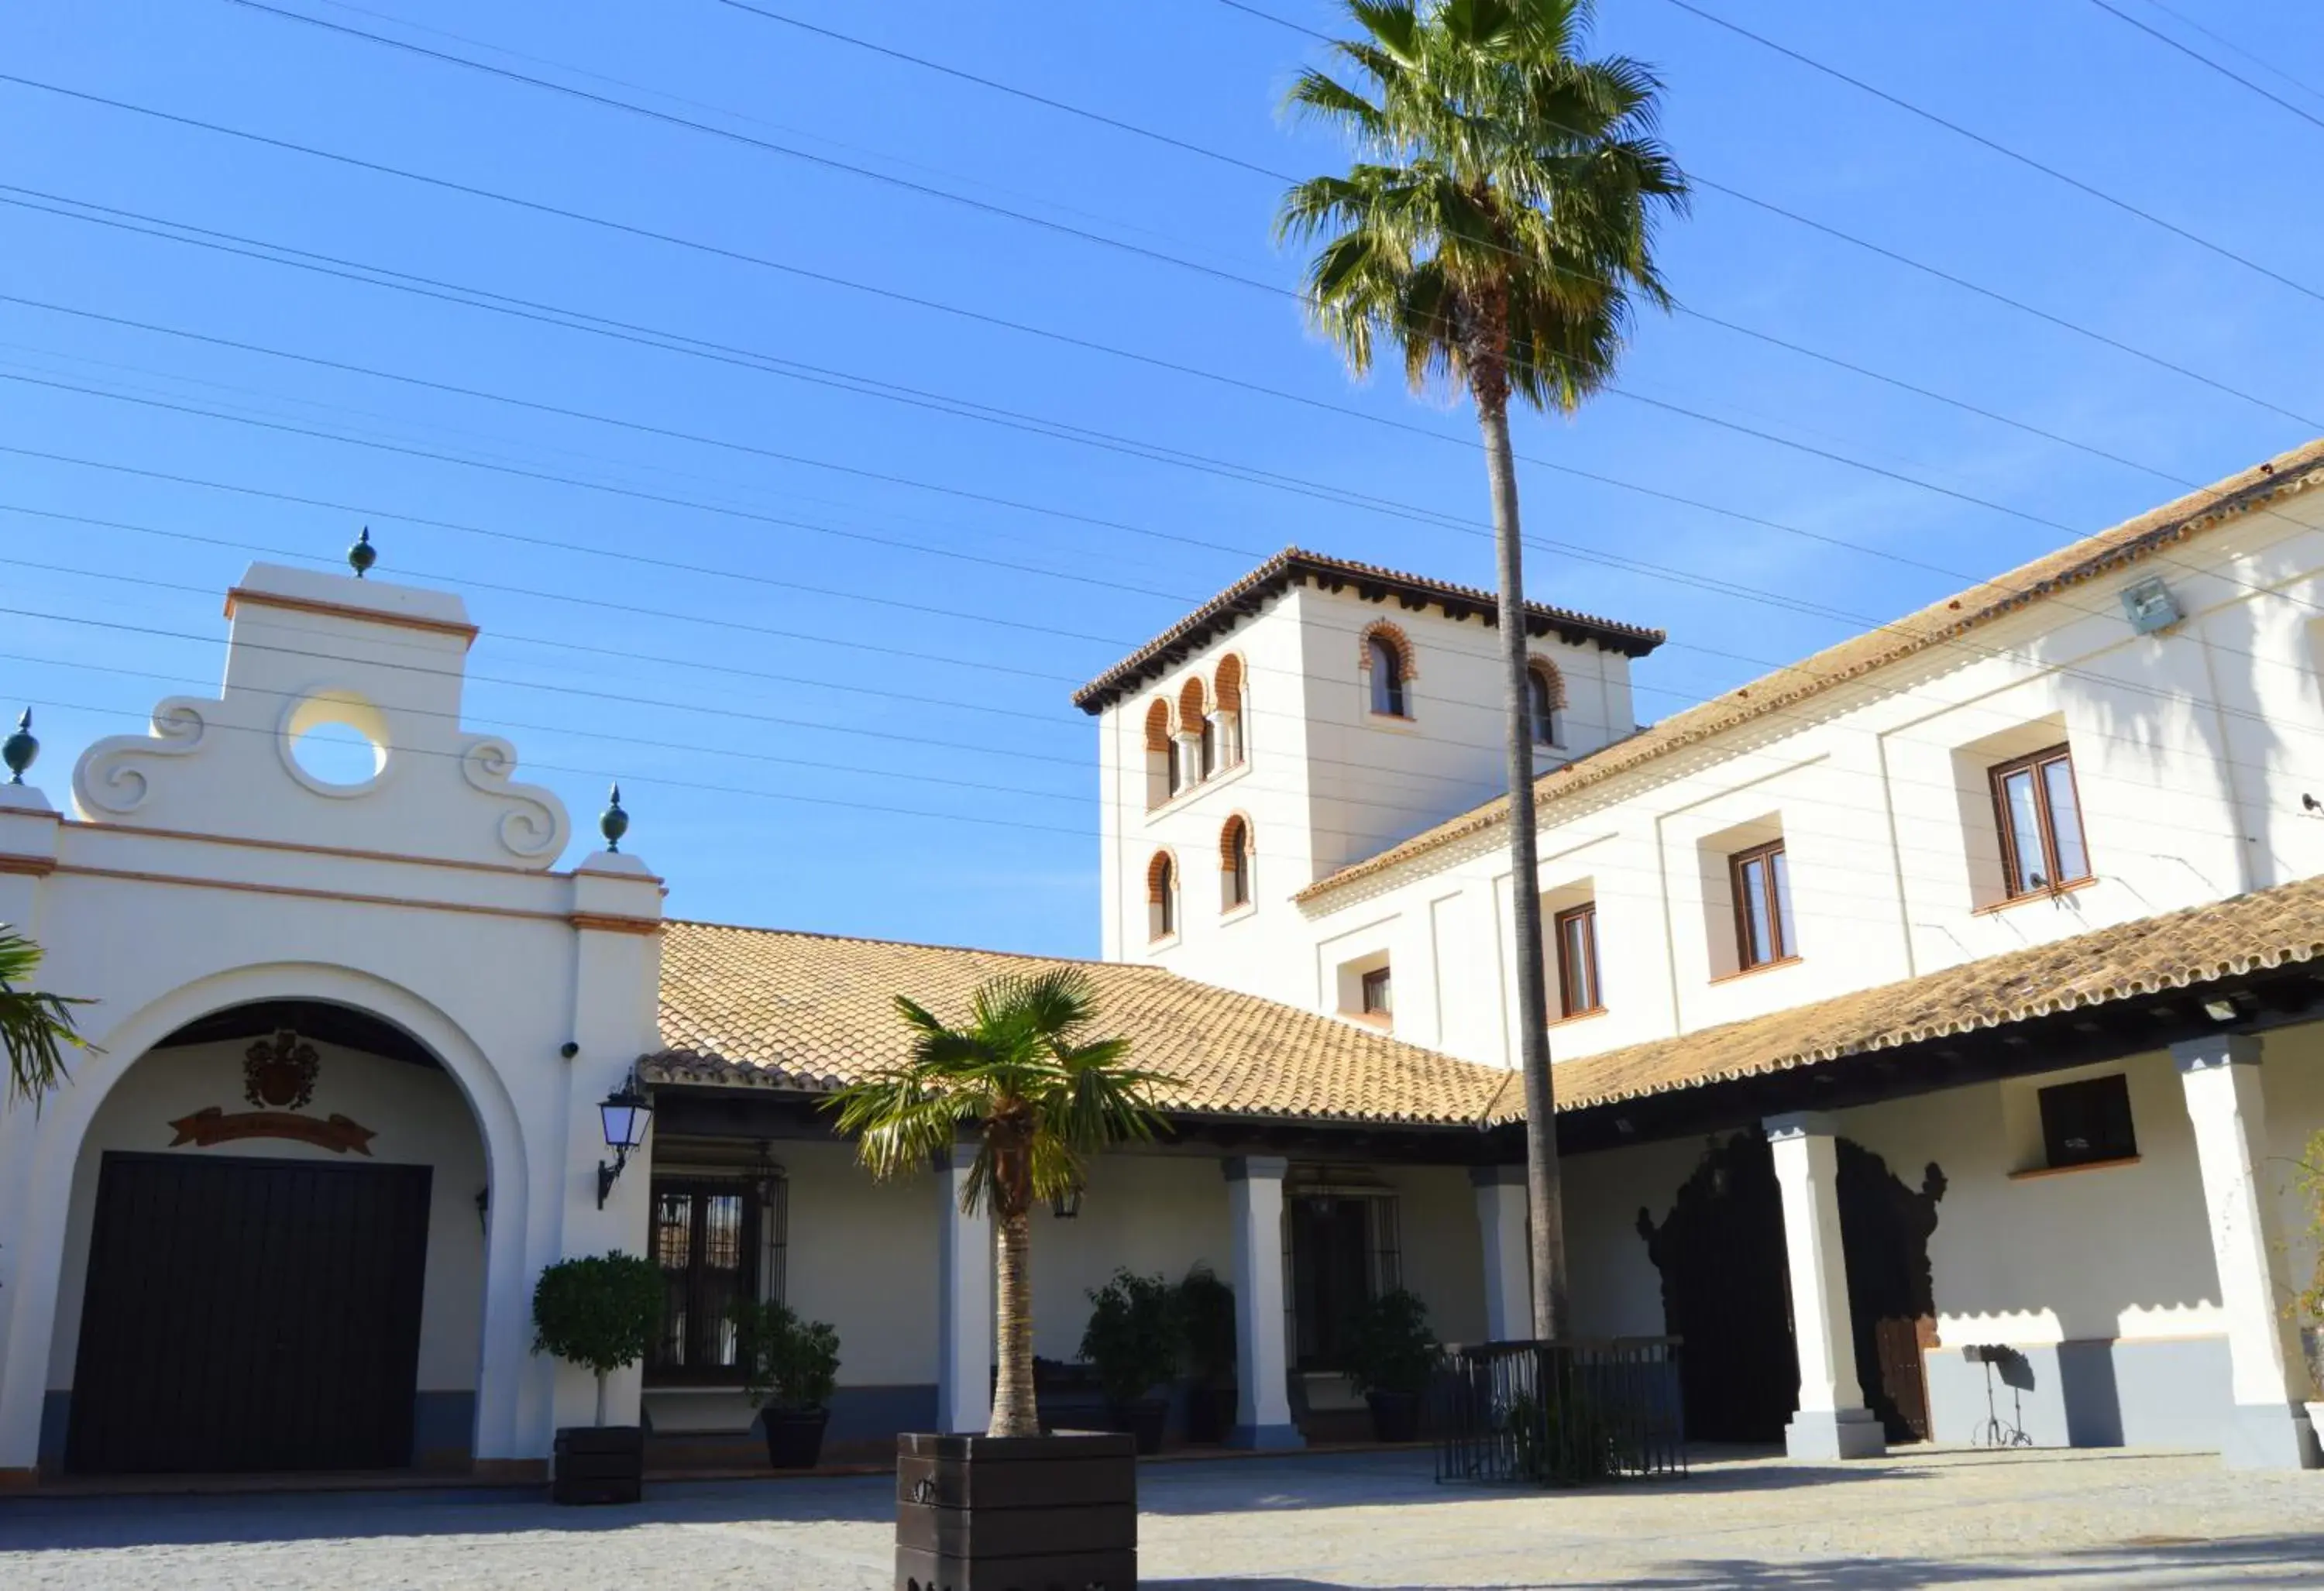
[1553,902,1604,1018]
[2037,1074,2136,1169]
[1730,839,1798,970]
[645,1172,788,1384]
[1989,744,2091,899]
[1220,816,1253,912]
[1147,851,1177,941]
[1528,659,1564,747]
[1359,965,1393,1016]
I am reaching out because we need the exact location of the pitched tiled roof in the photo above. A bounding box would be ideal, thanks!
[1551,872,2324,1112]
[1298,436,2324,905]
[646,920,1517,1128]
[1071,548,1664,713]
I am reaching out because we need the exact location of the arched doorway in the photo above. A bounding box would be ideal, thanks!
[55,999,490,1475]
[1637,1130,1945,1444]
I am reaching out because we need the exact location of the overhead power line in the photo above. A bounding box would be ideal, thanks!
[2084,0,2324,136]
[1655,0,2324,308]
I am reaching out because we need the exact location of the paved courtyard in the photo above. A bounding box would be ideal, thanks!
[3,1445,2322,1588]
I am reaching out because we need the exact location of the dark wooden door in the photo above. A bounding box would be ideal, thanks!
[67,1152,433,1474]
[1872,1316,1934,1442]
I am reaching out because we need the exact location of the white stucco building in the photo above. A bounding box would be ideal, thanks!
[2,438,2322,1487]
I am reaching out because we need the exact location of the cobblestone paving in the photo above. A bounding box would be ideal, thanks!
[3,1445,2322,1588]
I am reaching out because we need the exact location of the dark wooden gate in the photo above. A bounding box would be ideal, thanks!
[1872,1317,1934,1442]
[67,1152,433,1474]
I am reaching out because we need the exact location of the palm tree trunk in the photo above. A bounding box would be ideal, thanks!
[989,1204,1040,1436]
[1477,387,1570,1344]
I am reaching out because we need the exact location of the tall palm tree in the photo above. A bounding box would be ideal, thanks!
[830,968,1168,1437]
[1278,0,1685,1338]
[0,927,87,1105]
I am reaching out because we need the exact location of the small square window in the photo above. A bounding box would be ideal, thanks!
[1359,966,1393,1016]
[2037,1074,2136,1168]
[1990,744,2092,900]
[1730,840,1797,970]
[1553,902,1604,1018]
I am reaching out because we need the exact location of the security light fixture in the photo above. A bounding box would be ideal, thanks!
[2204,998,2239,1022]
[596,1080,653,1208]
[2120,575,2182,636]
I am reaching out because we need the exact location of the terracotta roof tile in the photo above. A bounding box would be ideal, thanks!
[1299,437,2324,904]
[1072,548,1663,713]
[647,920,1517,1128]
[1553,872,2324,1111]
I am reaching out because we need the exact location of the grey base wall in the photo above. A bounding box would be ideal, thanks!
[40,1388,476,1472]
[1924,1335,2232,1450]
[820,1384,937,1444]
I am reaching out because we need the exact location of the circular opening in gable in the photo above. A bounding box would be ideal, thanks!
[283,689,393,795]
[292,720,386,786]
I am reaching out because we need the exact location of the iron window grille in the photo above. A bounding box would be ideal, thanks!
[1282,1181,1403,1372]
[645,1169,788,1386]
[1989,744,2092,899]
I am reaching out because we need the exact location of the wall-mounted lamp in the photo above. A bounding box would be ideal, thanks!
[2203,998,2239,1022]
[1050,1184,1083,1220]
[596,1081,653,1208]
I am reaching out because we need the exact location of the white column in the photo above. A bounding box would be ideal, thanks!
[1765,1112,1884,1461]
[1223,1156,1303,1448]
[1471,1164,1532,1343]
[935,1146,992,1436]
[2173,1035,2322,1470]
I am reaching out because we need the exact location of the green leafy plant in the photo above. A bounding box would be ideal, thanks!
[2294,1129,2324,1390]
[531,1251,664,1426]
[829,968,1169,1437]
[1080,1269,1184,1408]
[1341,1287,1441,1398]
[1178,1263,1238,1390]
[1277,0,1687,1339]
[0,926,91,1105]
[731,1298,841,1412]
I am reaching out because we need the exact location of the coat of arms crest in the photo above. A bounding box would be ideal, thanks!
[243,1029,321,1111]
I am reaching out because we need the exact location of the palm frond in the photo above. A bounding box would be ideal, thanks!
[0,927,89,1106]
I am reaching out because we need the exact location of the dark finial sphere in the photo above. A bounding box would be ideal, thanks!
[2,709,35,785]
[349,527,377,579]
[600,783,630,852]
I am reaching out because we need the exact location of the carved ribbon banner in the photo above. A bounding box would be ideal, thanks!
[167,1107,377,1156]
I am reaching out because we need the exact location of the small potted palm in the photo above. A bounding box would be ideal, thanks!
[1177,1264,1238,1444]
[1080,1270,1182,1455]
[731,1298,841,1469]
[830,968,1168,1591]
[1342,1287,1440,1444]
[531,1251,664,1504]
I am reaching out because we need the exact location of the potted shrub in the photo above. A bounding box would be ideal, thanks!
[1342,1287,1440,1444]
[830,968,1168,1591]
[531,1251,663,1504]
[1178,1263,1238,1444]
[732,1297,841,1469]
[1080,1269,1182,1455]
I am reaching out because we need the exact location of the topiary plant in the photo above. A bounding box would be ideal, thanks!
[1341,1287,1441,1398]
[1080,1268,1184,1408]
[1178,1263,1237,1393]
[531,1251,664,1427]
[731,1298,841,1412]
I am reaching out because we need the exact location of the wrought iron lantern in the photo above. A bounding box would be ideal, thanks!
[596,1080,653,1208]
[1050,1184,1083,1220]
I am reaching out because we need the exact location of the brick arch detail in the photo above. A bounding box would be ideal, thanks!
[1527,654,1569,710]
[1177,674,1208,727]
[1357,620,1418,680]
[1143,697,1174,753]
[1217,812,1253,870]
[1147,848,1177,904]
[1212,653,1245,715]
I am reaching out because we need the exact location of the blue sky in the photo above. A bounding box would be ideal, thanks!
[3,0,2320,955]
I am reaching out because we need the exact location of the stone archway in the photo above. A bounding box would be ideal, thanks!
[1638,1131,1945,1445]
[0,965,534,1478]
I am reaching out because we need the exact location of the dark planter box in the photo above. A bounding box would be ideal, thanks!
[762,1407,830,1470]
[1109,1397,1168,1456]
[1184,1385,1236,1445]
[896,1430,1136,1591]
[1367,1389,1423,1444]
[553,1424,644,1506]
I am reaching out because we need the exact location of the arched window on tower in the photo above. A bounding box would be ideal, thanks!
[1179,676,1212,785]
[1363,625,1412,718]
[1143,699,1175,808]
[1219,816,1253,912]
[1147,850,1178,942]
[1213,655,1246,767]
[1528,658,1566,748]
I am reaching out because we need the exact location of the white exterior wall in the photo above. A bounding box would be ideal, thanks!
[0,562,665,1480]
[1281,490,2324,1067]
